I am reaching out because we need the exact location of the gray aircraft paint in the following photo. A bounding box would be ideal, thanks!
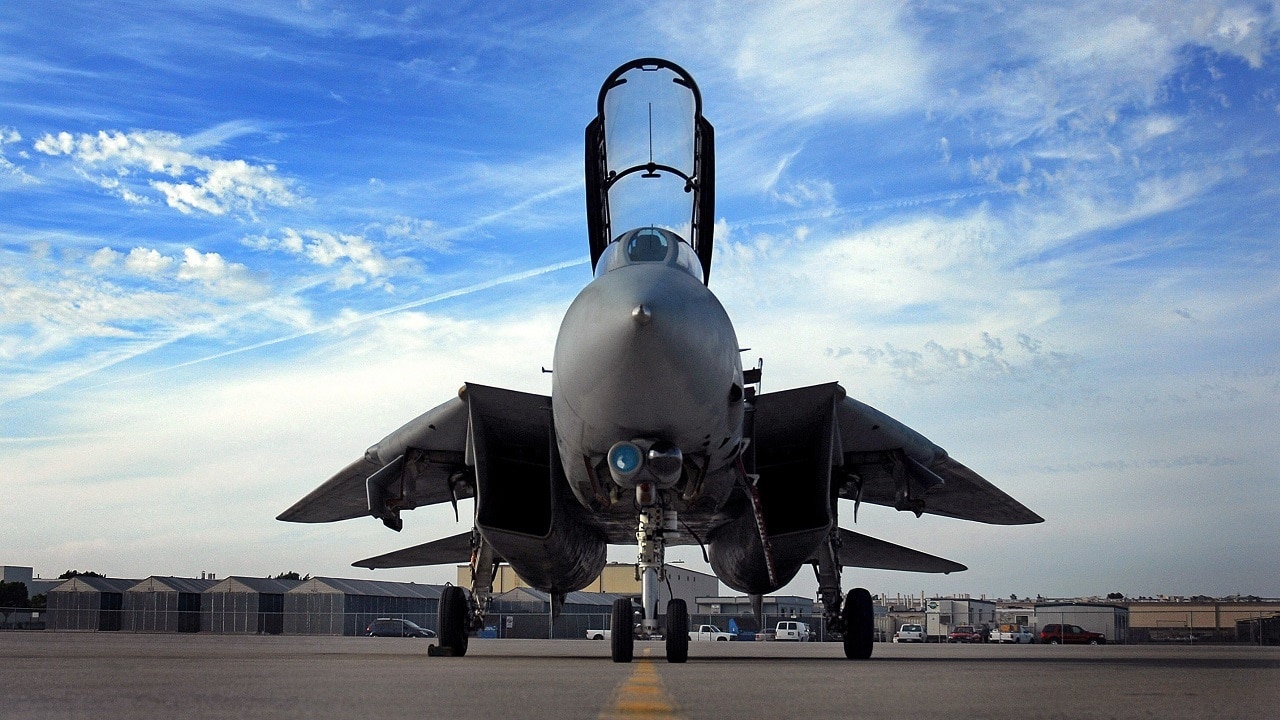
[278,58,1041,660]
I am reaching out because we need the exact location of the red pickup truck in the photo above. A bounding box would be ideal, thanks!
[947,625,984,643]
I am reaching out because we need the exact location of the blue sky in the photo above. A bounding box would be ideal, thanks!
[3,1,1278,600]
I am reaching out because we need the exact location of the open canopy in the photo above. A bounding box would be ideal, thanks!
[586,58,715,283]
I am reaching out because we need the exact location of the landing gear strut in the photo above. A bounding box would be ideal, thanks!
[614,483,684,663]
[636,500,664,641]
[815,527,875,659]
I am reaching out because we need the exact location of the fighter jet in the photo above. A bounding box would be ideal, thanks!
[278,58,1042,663]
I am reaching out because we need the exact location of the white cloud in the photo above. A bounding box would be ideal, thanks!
[0,126,36,185]
[380,215,451,252]
[176,248,263,296]
[124,247,175,275]
[88,247,121,269]
[656,0,933,120]
[243,228,414,289]
[33,129,299,217]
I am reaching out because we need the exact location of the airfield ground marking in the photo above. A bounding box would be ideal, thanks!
[599,648,687,720]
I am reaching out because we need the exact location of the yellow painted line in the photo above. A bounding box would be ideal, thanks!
[599,648,686,720]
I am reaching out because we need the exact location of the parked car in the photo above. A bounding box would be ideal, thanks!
[366,618,436,638]
[947,625,983,643]
[775,621,812,641]
[893,623,926,643]
[1040,623,1106,645]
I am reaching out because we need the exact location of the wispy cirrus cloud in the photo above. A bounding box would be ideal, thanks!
[0,127,36,186]
[33,129,299,217]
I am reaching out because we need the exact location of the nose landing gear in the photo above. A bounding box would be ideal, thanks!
[610,485,687,663]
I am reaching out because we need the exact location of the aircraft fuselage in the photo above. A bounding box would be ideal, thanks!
[552,238,745,515]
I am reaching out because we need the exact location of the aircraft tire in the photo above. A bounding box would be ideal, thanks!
[610,598,634,663]
[438,585,470,657]
[843,587,874,660]
[665,599,689,663]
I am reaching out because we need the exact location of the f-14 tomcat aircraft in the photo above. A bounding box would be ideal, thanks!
[279,58,1042,663]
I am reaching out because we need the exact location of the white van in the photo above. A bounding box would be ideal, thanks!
[775,620,811,641]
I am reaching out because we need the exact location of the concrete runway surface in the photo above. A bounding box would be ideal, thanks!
[3,634,1276,719]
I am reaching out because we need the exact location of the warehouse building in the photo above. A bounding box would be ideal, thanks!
[283,577,441,636]
[1035,602,1129,643]
[925,598,997,640]
[46,577,139,631]
[203,576,302,634]
[2,565,62,597]
[124,577,218,633]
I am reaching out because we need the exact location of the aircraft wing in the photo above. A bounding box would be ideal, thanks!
[831,528,966,574]
[277,394,472,524]
[352,531,486,569]
[834,387,1043,525]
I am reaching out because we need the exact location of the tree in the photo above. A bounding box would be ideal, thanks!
[58,570,105,579]
[1107,592,1125,600]
[0,580,29,607]
[273,572,310,581]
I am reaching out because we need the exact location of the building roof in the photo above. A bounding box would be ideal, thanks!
[288,577,443,599]
[495,587,633,607]
[49,577,140,594]
[695,595,813,604]
[1035,602,1128,611]
[206,576,303,594]
[128,576,220,594]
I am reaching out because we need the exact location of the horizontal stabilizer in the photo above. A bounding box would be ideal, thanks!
[352,532,481,569]
[833,528,967,574]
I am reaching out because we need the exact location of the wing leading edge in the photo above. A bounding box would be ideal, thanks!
[835,385,1042,525]
[754,383,1042,526]
[277,393,473,525]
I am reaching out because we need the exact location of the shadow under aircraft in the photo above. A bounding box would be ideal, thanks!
[279,58,1042,663]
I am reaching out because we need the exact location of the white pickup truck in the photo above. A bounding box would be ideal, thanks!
[989,623,1034,644]
[688,624,734,641]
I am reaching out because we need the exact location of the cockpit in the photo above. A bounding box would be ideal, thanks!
[593,226,704,280]
[585,59,716,284]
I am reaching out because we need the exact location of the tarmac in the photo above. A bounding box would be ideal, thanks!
[2,633,1277,719]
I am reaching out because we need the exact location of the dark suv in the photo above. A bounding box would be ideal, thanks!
[366,618,436,638]
[1040,623,1105,645]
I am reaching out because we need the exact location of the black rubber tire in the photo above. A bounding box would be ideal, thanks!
[842,587,875,660]
[438,585,470,657]
[665,599,689,663]
[610,598,634,663]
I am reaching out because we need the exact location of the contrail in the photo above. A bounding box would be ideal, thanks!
[83,257,588,389]
[0,276,332,407]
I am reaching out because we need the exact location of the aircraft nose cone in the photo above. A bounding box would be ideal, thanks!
[632,304,652,325]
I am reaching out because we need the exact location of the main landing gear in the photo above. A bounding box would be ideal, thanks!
[816,528,875,659]
[434,585,470,657]
[432,530,499,657]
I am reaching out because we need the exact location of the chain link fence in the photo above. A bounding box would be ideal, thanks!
[8,605,1278,644]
